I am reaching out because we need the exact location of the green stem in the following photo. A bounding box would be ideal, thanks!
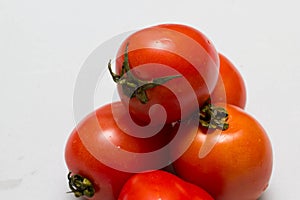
[199,100,229,131]
[67,172,95,198]
[108,44,181,104]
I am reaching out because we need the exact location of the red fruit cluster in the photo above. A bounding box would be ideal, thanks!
[65,23,272,200]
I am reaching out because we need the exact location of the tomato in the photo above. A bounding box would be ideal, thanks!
[111,23,219,125]
[118,170,214,200]
[210,53,247,109]
[172,104,273,200]
[65,102,173,200]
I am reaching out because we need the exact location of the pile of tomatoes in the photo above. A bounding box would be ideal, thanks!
[64,24,273,200]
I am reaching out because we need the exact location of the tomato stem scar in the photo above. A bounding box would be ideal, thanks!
[108,43,181,104]
[199,100,229,131]
[67,172,95,198]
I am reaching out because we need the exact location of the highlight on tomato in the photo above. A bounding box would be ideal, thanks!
[210,53,247,109]
[172,103,273,200]
[118,170,214,200]
[109,23,220,125]
[65,102,174,200]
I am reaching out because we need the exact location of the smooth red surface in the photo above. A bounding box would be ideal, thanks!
[173,104,273,200]
[210,53,247,109]
[118,170,214,200]
[65,102,173,200]
[115,23,220,125]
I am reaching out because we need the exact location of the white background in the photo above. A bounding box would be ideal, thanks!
[1,0,300,199]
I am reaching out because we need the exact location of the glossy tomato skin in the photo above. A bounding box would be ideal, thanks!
[65,129,130,200]
[118,170,214,200]
[65,102,173,200]
[172,104,273,200]
[210,54,247,109]
[115,24,220,125]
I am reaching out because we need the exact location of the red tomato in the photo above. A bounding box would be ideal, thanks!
[210,53,247,109]
[112,23,219,125]
[172,104,273,200]
[118,170,214,200]
[65,102,173,200]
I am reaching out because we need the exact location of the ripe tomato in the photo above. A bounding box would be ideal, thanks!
[112,23,219,125]
[210,53,247,109]
[65,102,173,200]
[118,170,214,200]
[172,104,273,200]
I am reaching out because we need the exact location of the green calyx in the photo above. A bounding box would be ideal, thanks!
[199,100,229,131]
[67,172,95,198]
[108,44,181,104]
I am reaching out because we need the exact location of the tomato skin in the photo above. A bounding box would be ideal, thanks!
[172,104,273,200]
[65,102,173,200]
[118,170,214,200]
[210,54,247,109]
[115,23,219,125]
[65,129,130,200]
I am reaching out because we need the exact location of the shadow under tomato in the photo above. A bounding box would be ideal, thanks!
[258,190,273,200]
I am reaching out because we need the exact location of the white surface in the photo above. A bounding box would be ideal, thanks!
[1,0,300,199]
